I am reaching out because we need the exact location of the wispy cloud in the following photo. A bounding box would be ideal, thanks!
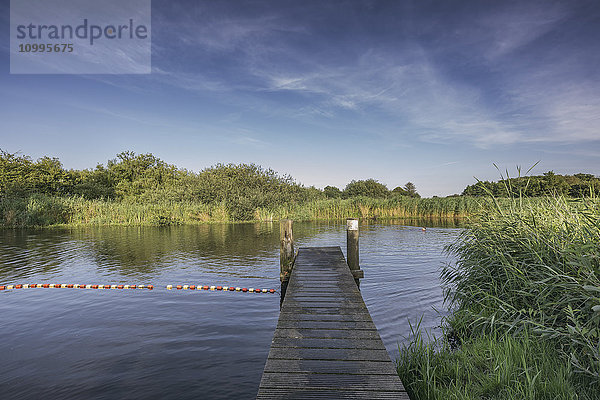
[480,2,568,60]
[227,134,269,149]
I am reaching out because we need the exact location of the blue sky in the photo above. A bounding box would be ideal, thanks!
[1,0,599,197]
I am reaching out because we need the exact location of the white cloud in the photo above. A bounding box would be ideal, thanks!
[481,3,567,61]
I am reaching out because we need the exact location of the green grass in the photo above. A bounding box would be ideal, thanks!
[397,194,600,399]
[397,323,594,400]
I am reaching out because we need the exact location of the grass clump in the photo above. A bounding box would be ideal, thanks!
[397,323,590,400]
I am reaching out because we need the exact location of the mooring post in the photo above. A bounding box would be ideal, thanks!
[346,218,364,285]
[280,219,294,283]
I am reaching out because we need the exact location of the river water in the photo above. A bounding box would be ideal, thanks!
[0,220,460,399]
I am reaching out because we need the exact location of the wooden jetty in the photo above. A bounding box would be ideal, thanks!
[257,220,409,399]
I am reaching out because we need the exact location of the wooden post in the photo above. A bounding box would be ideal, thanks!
[280,219,294,283]
[347,218,363,285]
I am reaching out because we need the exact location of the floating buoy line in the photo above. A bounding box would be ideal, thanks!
[167,285,275,293]
[0,283,276,294]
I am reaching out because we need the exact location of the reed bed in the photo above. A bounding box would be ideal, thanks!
[0,194,230,227]
[397,195,600,399]
[258,196,491,221]
[1,194,494,227]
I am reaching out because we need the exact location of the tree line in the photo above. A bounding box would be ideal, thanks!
[462,171,599,197]
[0,151,420,220]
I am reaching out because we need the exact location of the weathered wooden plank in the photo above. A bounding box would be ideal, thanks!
[293,270,349,274]
[262,359,400,375]
[287,285,351,291]
[292,272,348,276]
[277,307,369,315]
[286,290,356,296]
[277,312,373,322]
[281,303,369,310]
[286,291,361,298]
[259,372,405,391]
[293,278,354,283]
[267,347,392,361]
[272,328,382,340]
[283,299,365,307]
[279,308,373,316]
[270,337,387,350]
[289,282,354,287]
[289,276,348,281]
[257,388,410,399]
[276,320,377,330]
[285,292,358,298]
[284,294,361,301]
[286,282,353,288]
[282,299,366,307]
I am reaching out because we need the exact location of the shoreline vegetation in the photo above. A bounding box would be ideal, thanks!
[397,194,600,399]
[1,150,598,228]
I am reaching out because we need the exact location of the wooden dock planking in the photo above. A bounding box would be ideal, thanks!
[257,247,409,399]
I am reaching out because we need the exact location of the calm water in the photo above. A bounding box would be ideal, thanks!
[0,221,460,399]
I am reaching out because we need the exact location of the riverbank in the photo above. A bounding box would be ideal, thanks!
[396,195,600,399]
[0,194,487,228]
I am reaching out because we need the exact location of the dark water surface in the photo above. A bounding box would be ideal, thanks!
[0,221,460,399]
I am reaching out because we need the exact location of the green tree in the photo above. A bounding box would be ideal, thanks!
[323,185,342,198]
[107,151,179,199]
[72,164,115,199]
[0,151,73,196]
[392,186,408,196]
[192,163,310,220]
[462,171,599,198]
[344,179,389,198]
[403,182,420,198]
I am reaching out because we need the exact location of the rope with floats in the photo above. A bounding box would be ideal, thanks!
[0,284,277,294]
